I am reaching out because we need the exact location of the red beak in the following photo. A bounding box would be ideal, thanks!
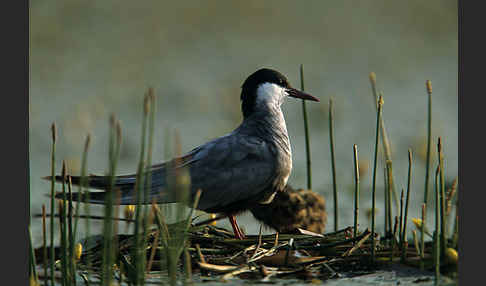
[287,88,319,102]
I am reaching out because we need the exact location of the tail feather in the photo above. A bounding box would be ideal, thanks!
[46,168,177,205]
[45,174,138,191]
[54,189,148,205]
[44,155,197,205]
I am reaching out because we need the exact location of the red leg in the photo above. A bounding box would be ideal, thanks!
[228,215,246,239]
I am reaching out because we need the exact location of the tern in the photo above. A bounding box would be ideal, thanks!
[50,68,319,239]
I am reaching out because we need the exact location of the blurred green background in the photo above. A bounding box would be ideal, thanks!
[29,0,457,246]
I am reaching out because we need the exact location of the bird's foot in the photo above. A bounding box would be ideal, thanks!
[228,215,246,240]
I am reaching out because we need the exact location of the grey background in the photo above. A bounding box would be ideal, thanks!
[30,0,457,246]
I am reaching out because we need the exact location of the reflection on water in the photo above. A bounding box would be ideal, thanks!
[30,0,457,249]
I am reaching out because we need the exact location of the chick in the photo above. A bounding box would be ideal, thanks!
[250,185,327,234]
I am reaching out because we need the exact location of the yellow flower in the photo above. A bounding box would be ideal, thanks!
[74,243,83,261]
[411,218,422,228]
[124,205,135,220]
[209,214,217,226]
[411,218,432,237]
[445,248,458,264]
[30,276,40,286]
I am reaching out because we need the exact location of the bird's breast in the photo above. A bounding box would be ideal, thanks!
[273,143,292,191]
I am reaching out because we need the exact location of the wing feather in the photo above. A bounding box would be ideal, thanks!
[187,133,277,212]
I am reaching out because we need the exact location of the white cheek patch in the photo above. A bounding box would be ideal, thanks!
[256,83,287,107]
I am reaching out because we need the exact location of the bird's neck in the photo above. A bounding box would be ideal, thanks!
[241,106,291,155]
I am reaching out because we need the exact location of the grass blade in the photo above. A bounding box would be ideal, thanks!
[420,203,427,270]
[399,189,404,248]
[401,149,413,262]
[369,73,398,210]
[383,165,388,235]
[142,88,156,279]
[370,95,383,263]
[67,176,76,286]
[412,230,420,257]
[81,135,91,286]
[390,216,398,261]
[300,64,312,190]
[29,225,38,284]
[353,144,360,238]
[434,165,441,285]
[49,123,56,286]
[385,160,393,235]
[424,80,433,207]
[101,115,122,286]
[438,137,447,258]
[329,98,338,231]
[60,161,69,285]
[133,94,150,285]
[42,205,48,286]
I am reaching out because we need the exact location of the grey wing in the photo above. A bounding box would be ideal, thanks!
[186,134,278,212]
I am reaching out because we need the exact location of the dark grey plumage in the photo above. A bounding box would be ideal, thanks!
[50,68,319,227]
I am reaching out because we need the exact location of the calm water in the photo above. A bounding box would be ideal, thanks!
[30,1,458,267]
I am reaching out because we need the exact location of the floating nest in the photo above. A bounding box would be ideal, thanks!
[33,186,457,284]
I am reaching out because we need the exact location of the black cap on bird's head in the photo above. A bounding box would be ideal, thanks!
[240,68,319,118]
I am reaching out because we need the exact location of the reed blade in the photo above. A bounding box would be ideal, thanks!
[424,80,433,207]
[438,137,447,258]
[401,149,413,262]
[434,166,441,284]
[329,98,338,231]
[353,144,360,238]
[300,64,312,190]
[370,96,383,263]
[49,123,56,286]
[420,203,427,270]
[369,73,398,210]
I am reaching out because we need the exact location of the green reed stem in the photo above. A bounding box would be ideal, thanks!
[58,205,66,286]
[60,161,69,286]
[81,135,91,286]
[133,95,150,285]
[29,225,38,283]
[399,189,404,248]
[353,144,360,238]
[445,177,458,219]
[173,129,188,220]
[184,248,192,284]
[385,160,393,234]
[183,190,201,285]
[401,150,413,262]
[101,116,121,286]
[369,73,398,211]
[73,134,90,240]
[42,205,48,286]
[101,124,115,286]
[413,230,420,257]
[452,214,458,249]
[300,64,312,190]
[370,96,383,263]
[67,176,76,286]
[383,166,388,236]
[329,98,338,231]
[391,216,398,261]
[142,89,156,274]
[420,203,426,270]
[424,80,433,207]
[49,123,56,286]
[438,138,446,258]
[434,166,441,284]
